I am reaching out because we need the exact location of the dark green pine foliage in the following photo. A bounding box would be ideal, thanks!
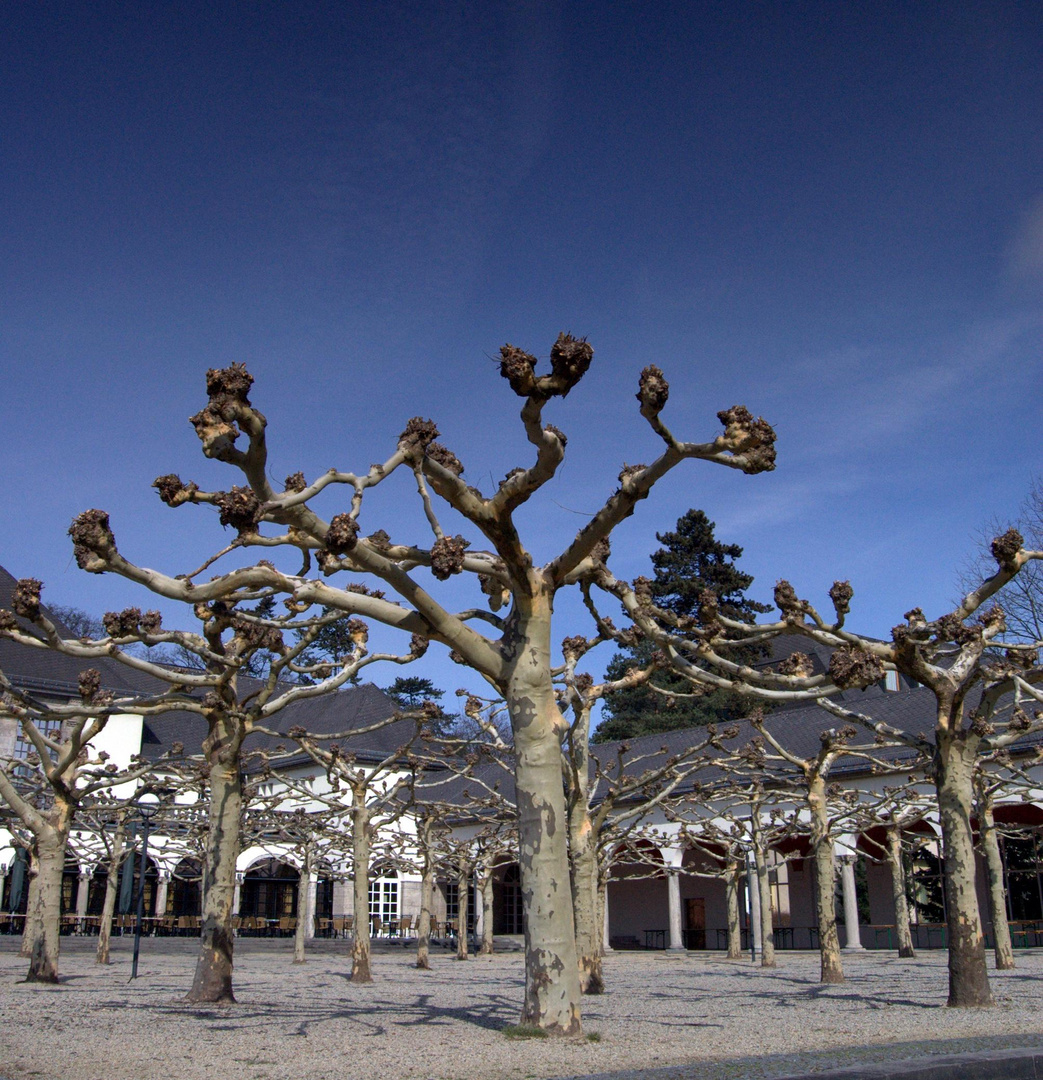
[594,510,771,742]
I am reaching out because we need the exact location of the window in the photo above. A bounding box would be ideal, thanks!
[13,718,62,777]
[906,844,946,924]
[369,867,398,924]
[1000,829,1043,921]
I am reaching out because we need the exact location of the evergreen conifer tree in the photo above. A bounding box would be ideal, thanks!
[594,510,771,741]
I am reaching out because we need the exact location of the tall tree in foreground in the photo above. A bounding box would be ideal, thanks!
[596,510,771,742]
[149,343,775,1032]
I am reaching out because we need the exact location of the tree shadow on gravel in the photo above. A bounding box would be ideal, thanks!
[108,988,520,1037]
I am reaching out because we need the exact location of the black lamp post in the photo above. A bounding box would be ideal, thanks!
[130,792,160,980]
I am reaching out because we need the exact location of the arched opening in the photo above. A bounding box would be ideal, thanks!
[240,858,299,920]
[171,858,203,917]
[493,863,523,935]
[607,840,668,949]
[992,804,1043,923]
[61,856,80,915]
[87,862,112,915]
[314,864,335,922]
[441,867,476,935]
[679,843,731,950]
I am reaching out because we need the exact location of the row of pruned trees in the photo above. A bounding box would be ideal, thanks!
[2,336,1041,1032]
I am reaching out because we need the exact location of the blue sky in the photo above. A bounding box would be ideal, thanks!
[2,2,1041,715]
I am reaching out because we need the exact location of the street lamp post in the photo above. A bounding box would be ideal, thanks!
[131,792,160,980]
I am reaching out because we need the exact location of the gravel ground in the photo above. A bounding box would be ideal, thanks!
[2,937,1043,1080]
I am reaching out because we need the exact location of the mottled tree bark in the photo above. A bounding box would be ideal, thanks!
[19,859,41,960]
[565,692,604,994]
[725,865,743,959]
[455,866,470,961]
[936,728,992,1006]
[808,777,843,984]
[415,846,435,971]
[351,802,372,983]
[751,819,775,969]
[976,795,1014,971]
[96,818,126,965]
[187,717,242,1004]
[507,600,582,1034]
[478,869,495,956]
[885,825,916,959]
[569,828,604,993]
[293,847,311,965]
[25,823,71,983]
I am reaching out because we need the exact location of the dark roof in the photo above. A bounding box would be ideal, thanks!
[139,682,416,764]
[0,565,158,698]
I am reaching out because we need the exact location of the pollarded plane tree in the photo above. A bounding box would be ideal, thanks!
[239,800,349,964]
[597,536,1043,1006]
[971,748,1043,972]
[556,636,742,993]
[663,772,805,969]
[149,342,775,1032]
[0,565,415,1002]
[0,627,175,980]
[71,805,131,964]
[281,716,429,983]
[741,707,921,983]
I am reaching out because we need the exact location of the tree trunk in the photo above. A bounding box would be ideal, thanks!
[569,822,604,993]
[885,825,916,959]
[25,827,69,983]
[96,818,126,965]
[977,798,1015,971]
[187,720,242,1004]
[505,601,582,1034]
[293,850,310,965]
[351,803,372,983]
[935,727,992,1006]
[455,867,470,961]
[415,855,434,971]
[808,778,843,984]
[478,871,495,956]
[751,822,775,969]
[19,854,42,960]
[725,865,743,959]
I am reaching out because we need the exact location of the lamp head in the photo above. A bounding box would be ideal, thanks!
[137,792,160,820]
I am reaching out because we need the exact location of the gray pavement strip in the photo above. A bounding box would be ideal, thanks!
[563,1042,1043,1080]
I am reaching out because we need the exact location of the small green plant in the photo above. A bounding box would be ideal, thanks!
[586,1032,602,1043]
[502,1024,549,1040]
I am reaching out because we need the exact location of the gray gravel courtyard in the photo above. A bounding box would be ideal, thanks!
[3,937,1043,1080]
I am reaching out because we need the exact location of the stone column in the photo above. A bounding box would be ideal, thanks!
[75,873,91,929]
[747,855,762,958]
[306,874,318,939]
[667,870,685,950]
[840,856,865,950]
[155,874,169,918]
[232,872,243,916]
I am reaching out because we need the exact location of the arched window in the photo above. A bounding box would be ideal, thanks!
[241,859,299,920]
